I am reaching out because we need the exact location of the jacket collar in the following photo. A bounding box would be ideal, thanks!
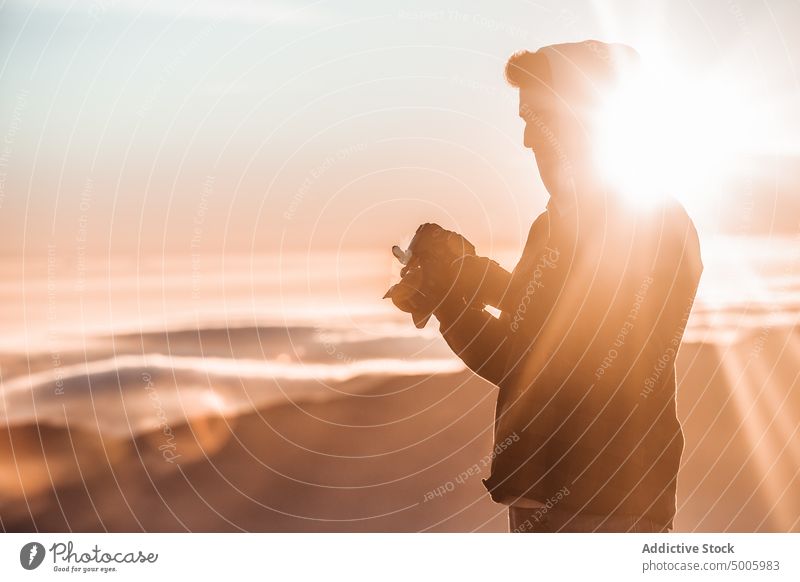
[546,194,576,218]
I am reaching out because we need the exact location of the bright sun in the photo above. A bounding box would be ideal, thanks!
[593,60,757,211]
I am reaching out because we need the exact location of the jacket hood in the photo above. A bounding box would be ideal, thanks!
[533,40,641,201]
[537,40,641,123]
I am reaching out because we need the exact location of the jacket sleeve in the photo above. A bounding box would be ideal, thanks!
[435,302,511,387]
[434,213,551,386]
[453,255,515,311]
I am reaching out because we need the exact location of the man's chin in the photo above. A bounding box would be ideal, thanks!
[534,149,557,168]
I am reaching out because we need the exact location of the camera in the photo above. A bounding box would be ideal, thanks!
[383,223,478,328]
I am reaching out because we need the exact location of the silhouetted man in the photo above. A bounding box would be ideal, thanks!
[389,41,703,532]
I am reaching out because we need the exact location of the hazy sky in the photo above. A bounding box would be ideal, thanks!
[1,0,799,258]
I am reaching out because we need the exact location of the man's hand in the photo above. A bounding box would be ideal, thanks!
[384,224,477,328]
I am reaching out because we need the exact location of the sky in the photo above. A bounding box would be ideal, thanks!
[1,0,799,259]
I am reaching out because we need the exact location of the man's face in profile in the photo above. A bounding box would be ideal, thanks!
[519,82,558,164]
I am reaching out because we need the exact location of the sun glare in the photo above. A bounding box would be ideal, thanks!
[593,61,757,210]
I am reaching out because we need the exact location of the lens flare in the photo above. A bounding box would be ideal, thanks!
[593,64,757,210]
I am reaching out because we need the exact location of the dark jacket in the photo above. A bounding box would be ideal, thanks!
[437,195,703,529]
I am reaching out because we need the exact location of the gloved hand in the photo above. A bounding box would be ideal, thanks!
[383,224,477,328]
